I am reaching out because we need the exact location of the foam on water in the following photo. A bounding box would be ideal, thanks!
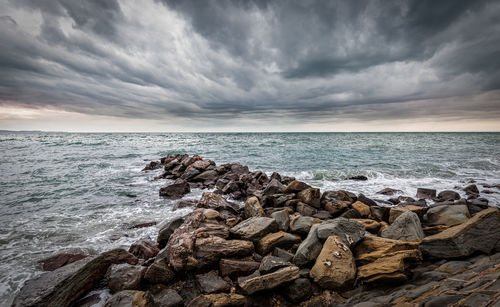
[0,132,499,305]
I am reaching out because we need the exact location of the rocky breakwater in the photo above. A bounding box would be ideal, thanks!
[13,154,500,307]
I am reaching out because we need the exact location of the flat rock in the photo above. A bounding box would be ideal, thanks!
[195,236,254,268]
[257,231,301,254]
[230,217,278,242]
[420,207,500,258]
[381,211,424,241]
[310,235,356,289]
[219,258,260,278]
[238,265,300,295]
[321,190,356,204]
[259,255,292,274]
[425,204,470,226]
[289,216,321,235]
[316,218,366,248]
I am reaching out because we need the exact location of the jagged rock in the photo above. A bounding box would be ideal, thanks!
[196,271,230,294]
[355,236,422,283]
[388,205,426,223]
[297,188,321,208]
[310,235,356,289]
[197,192,239,214]
[106,263,145,292]
[381,211,424,241]
[289,216,321,235]
[157,217,185,248]
[284,180,312,193]
[416,188,436,199]
[420,208,500,258]
[238,266,300,295]
[296,202,318,216]
[285,278,313,302]
[129,239,160,260]
[273,248,294,262]
[103,290,154,307]
[257,231,301,254]
[321,190,356,204]
[316,218,366,248]
[426,204,470,226]
[351,201,371,217]
[37,253,87,271]
[270,209,291,231]
[13,249,138,307]
[370,206,390,222]
[151,288,183,307]
[159,179,190,199]
[143,161,161,171]
[243,196,264,218]
[192,170,219,182]
[181,167,201,180]
[263,178,285,196]
[219,258,260,278]
[464,184,480,196]
[230,217,278,242]
[293,224,323,267]
[187,293,247,307]
[437,190,461,201]
[377,188,403,195]
[259,255,292,274]
[144,260,175,285]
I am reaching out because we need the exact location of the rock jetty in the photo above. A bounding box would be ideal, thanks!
[13,154,500,306]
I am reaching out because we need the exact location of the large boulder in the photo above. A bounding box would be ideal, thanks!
[351,201,371,217]
[309,235,356,289]
[192,170,219,182]
[321,190,356,205]
[257,231,301,255]
[243,196,264,218]
[425,204,470,226]
[106,263,145,292]
[381,211,424,242]
[289,216,320,235]
[238,266,300,295]
[270,209,291,231]
[194,236,254,268]
[420,208,500,258]
[230,217,278,242]
[159,179,190,199]
[103,290,154,307]
[197,193,239,215]
[13,249,138,307]
[263,178,285,195]
[388,205,426,223]
[293,224,323,267]
[316,218,366,248]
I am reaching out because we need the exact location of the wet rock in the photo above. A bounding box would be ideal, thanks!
[263,178,285,196]
[381,211,424,241]
[285,278,313,302]
[425,204,470,226]
[38,253,87,271]
[192,170,219,182]
[349,175,368,181]
[106,263,145,292]
[196,271,230,294]
[181,167,201,181]
[187,293,247,307]
[284,180,311,193]
[143,161,161,171]
[289,216,321,235]
[389,205,427,223]
[243,196,264,218]
[292,225,323,267]
[416,188,436,199]
[420,207,500,258]
[103,290,154,307]
[128,221,157,229]
[129,240,160,260]
[377,188,403,195]
[357,194,378,207]
[297,188,321,208]
[296,202,318,216]
[197,192,239,215]
[159,179,190,199]
[151,288,183,307]
[351,201,371,217]
[437,190,461,201]
[230,217,278,242]
[157,216,185,248]
[464,184,480,196]
[301,290,345,307]
[238,265,299,295]
[310,235,356,289]
[316,218,366,248]
[270,209,291,231]
[321,190,356,205]
[219,258,260,278]
[13,249,138,307]
[173,200,197,210]
[144,260,175,285]
[257,231,301,255]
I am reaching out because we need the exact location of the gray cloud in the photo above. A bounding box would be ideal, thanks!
[0,0,499,128]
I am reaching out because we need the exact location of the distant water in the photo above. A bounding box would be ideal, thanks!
[0,132,499,305]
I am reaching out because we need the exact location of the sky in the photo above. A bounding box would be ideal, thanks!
[0,0,499,132]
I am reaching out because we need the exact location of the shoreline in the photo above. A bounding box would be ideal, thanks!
[12,154,500,307]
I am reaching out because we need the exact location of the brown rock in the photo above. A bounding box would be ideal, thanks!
[351,201,371,217]
[106,263,145,292]
[243,196,264,218]
[159,179,190,199]
[194,236,254,267]
[309,235,356,289]
[144,260,175,285]
[219,259,260,278]
[284,180,311,193]
[103,290,154,307]
[187,293,246,307]
[351,219,381,233]
[129,240,160,260]
[297,188,321,208]
[38,253,87,271]
[257,231,302,255]
[388,205,426,223]
[324,200,349,216]
[296,202,318,216]
[238,266,300,295]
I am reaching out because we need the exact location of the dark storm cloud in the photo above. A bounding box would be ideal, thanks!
[0,0,499,126]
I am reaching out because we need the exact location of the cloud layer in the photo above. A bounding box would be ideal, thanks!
[0,0,499,130]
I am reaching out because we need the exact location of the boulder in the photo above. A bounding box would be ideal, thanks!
[196,271,231,294]
[263,178,285,196]
[296,202,318,216]
[377,188,403,196]
[243,196,264,218]
[238,266,300,295]
[187,293,246,307]
[257,231,301,255]
[13,249,138,307]
[197,192,239,215]
[357,194,378,207]
[159,179,190,199]
[321,190,356,204]
[340,209,361,219]
[297,188,321,208]
[192,170,219,182]
[144,260,175,285]
[230,217,278,242]
[273,248,294,262]
[381,211,424,241]
[350,219,381,233]
[293,224,323,267]
[370,206,390,222]
[324,201,349,216]
[464,184,480,196]
[351,201,371,217]
[420,208,500,258]
[37,253,87,271]
[106,263,145,292]
[259,255,292,274]
[284,180,311,193]
[388,205,426,223]
[129,240,160,260]
[194,236,254,268]
[289,216,321,235]
[426,204,470,226]
[437,190,461,201]
[270,209,291,231]
[103,290,154,307]
[416,188,436,199]
[310,235,356,289]
[285,278,313,302]
[157,217,184,248]
[316,218,366,248]
[150,288,183,307]
[219,259,260,278]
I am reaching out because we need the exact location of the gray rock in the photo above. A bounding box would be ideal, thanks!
[270,209,291,231]
[426,204,470,226]
[285,278,313,302]
[263,178,285,195]
[290,216,318,235]
[103,290,154,307]
[159,179,190,199]
[219,259,260,278]
[296,202,318,216]
[259,255,292,274]
[377,188,403,195]
[106,264,145,292]
[157,216,185,248]
[437,190,460,201]
[381,211,424,241]
[273,248,294,262]
[316,218,366,248]
[196,271,230,294]
[230,217,278,242]
[293,224,323,267]
[151,288,183,307]
[416,188,436,199]
[464,184,480,196]
[192,170,219,182]
[238,266,299,295]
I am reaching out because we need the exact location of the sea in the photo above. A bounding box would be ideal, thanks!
[0,132,499,305]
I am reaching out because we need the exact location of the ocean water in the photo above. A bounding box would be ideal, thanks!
[0,132,499,305]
